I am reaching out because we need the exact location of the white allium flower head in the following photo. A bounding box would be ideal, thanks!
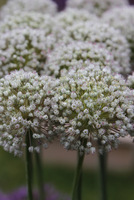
[0,27,55,77]
[54,68,134,154]
[102,6,134,65]
[45,41,121,77]
[0,70,59,156]
[0,12,59,36]
[56,8,97,29]
[67,0,128,16]
[65,22,131,74]
[0,0,57,19]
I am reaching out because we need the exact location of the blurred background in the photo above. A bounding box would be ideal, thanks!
[0,0,133,10]
[0,0,134,200]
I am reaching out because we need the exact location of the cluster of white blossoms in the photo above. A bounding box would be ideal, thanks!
[0,0,133,159]
[56,8,97,29]
[45,41,121,77]
[65,22,131,74]
[53,68,134,154]
[0,0,57,19]
[0,70,59,156]
[0,12,59,36]
[0,28,55,77]
[67,0,128,16]
[102,6,134,64]
[127,73,134,89]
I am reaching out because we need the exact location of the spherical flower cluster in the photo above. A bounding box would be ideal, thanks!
[0,70,59,156]
[0,0,57,19]
[0,27,55,77]
[0,12,59,36]
[56,8,97,29]
[45,41,121,77]
[65,22,131,74]
[102,6,134,64]
[67,0,128,16]
[127,73,134,89]
[53,68,134,154]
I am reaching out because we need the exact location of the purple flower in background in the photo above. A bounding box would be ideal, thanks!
[129,0,134,5]
[0,192,9,200]
[9,187,38,200]
[0,185,70,200]
[53,0,134,10]
[52,0,67,11]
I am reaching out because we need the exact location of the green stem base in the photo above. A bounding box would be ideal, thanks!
[72,151,85,200]
[35,152,45,200]
[26,130,33,200]
[98,150,107,200]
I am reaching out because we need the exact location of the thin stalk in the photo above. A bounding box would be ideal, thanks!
[72,150,85,200]
[35,151,45,200]
[77,170,82,200]
[98,147,107,200]
[26,130,33,200]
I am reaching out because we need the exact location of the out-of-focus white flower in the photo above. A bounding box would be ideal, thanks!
[0,0,57,19]
[45,41,121,77]
[64,22,131,74]
[67,0,128,16]
[102,6,134,65]
[53,68,134,154]
[56,8,97,29]
[0,27,55,77]
[0,70,59,156]
[0,12,59,36]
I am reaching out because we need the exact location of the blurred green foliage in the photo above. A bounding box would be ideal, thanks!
[0,148,134,200]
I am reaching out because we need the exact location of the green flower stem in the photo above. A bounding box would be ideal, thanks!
[78,170,82,200]
[72,150,85,200]
[26,130,33,200]
[98,148,107,200]
[35,151,45,200]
